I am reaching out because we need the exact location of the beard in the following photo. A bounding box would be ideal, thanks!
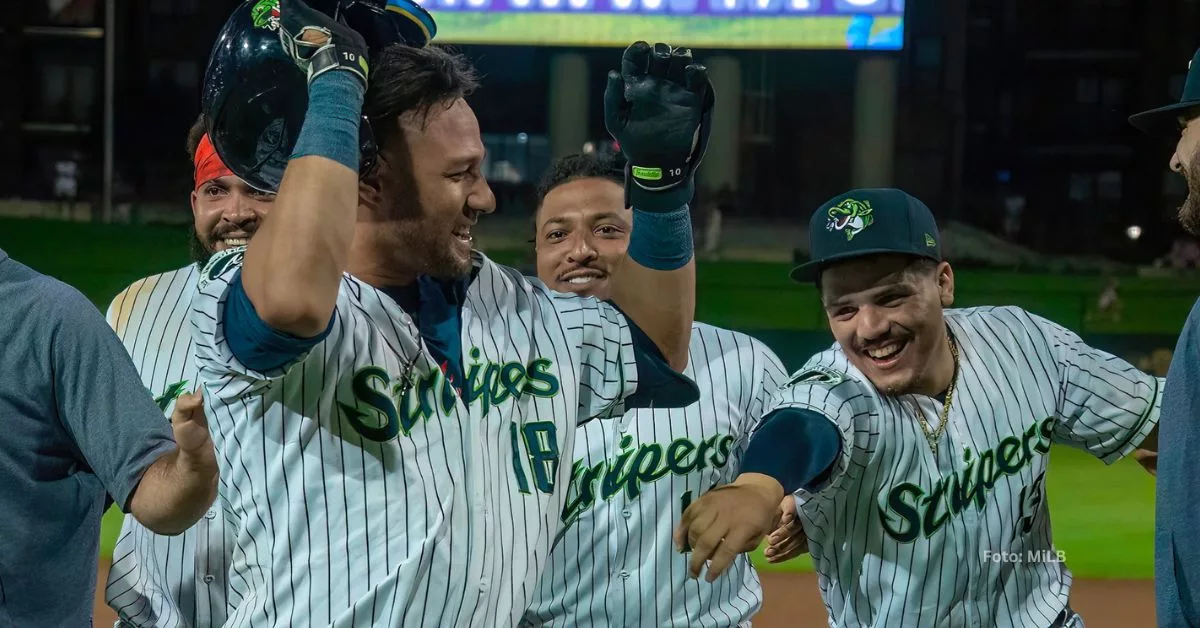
[189,226,215,268]
[1182,158,1200,236]
[375,196,474,281]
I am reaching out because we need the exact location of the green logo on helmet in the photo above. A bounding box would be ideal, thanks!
[251,0,281,31]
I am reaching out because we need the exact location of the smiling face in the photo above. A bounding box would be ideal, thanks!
[534,176,631,300]
[365,97,496,281]
[189,175,275,266]
[820,254,955,396]
[1170,112,1200,236]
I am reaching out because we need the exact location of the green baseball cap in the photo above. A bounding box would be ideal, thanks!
[1130,47,1200,136]
[789,188,942,283]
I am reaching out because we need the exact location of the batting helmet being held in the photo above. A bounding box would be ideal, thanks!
[201,0,437,192]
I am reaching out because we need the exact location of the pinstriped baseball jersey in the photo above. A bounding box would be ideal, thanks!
[188,246,642,628]
[102,265,232,628]
[772,306,1160,628]
[523,323,787,628]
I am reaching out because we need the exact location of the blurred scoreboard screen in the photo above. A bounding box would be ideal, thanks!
[419,0,906,49]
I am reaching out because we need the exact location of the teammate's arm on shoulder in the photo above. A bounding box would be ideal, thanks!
[1024,309,1161,464]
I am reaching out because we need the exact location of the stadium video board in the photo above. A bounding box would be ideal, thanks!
[419,0,905,50]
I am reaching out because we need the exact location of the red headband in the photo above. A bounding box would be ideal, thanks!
[194,134,233,190]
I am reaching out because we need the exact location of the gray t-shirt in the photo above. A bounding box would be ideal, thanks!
[0,249,175,627]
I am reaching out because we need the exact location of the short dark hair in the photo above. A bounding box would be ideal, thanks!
[535,152,626,207]
[363,44,480,151]
[185,113,208,162]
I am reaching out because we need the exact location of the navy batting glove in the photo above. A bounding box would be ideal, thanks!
[603,41,715,213]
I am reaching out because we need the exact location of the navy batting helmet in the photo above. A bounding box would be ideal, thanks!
[201,0,437,192]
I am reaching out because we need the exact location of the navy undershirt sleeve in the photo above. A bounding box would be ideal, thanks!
[224,269,335,372]
[742,407,842,494]
[615,305,699,410]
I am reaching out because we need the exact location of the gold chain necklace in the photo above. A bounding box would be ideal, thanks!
[915,334,959,457]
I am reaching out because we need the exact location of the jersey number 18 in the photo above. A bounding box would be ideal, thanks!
[511,421,559,494]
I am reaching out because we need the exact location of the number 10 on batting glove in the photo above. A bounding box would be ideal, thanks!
[604,41,715,213]
[278,0,370,86]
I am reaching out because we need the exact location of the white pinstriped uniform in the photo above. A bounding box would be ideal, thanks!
[102,264,232,628]
[523,323,787,628]
[771,306,1160,628]
[188,246,644,628]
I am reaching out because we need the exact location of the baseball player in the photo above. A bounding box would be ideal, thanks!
[189,1,712,625]
[675,188,1161,628]
[1128,45,1200,627]
[103,115,275,627]
[521,153,788,627]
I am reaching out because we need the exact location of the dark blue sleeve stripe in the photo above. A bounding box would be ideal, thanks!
[741,406,841,494]
[609,301,698,410]
[224,269,335,372]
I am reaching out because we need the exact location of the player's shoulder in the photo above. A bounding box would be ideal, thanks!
[111,265,198,305]
[945,305,1055,342]
[688,322,775,357]
[774,346,874,405]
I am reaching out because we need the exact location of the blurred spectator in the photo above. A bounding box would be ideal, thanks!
[1166,237,1200,270]
[1138,348,1175,378]
[1086,277,1123,324]
[54,153,80,218]
[1003,193,1025,240]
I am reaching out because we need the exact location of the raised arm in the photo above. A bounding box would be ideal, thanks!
[238,0,370,337]
[602,42,714,370]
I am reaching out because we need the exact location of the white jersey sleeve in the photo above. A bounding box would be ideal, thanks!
[739,336,790,439]
[543,290,639,424]
[763,349,876,498]
[189,246,401,386]
[1028,312,1161,464]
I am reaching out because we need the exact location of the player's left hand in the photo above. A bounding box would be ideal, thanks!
[764,495,810,563]
[673,473,783,582]
[603,41,714,212]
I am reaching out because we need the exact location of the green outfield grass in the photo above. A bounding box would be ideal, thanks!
[0,219,1158,579]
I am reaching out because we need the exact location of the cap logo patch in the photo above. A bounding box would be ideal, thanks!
[826,198,875,241]
[924,233,936,247]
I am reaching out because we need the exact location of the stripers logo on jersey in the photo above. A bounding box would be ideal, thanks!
[337,351,562,442]
[560,431,736,526]
[189,246,641,628]
[770,306,1161,628]
[880,416,1055,543]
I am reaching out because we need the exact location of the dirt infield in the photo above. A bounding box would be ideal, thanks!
[753,572,1154,627]
[93,561,1153,627]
